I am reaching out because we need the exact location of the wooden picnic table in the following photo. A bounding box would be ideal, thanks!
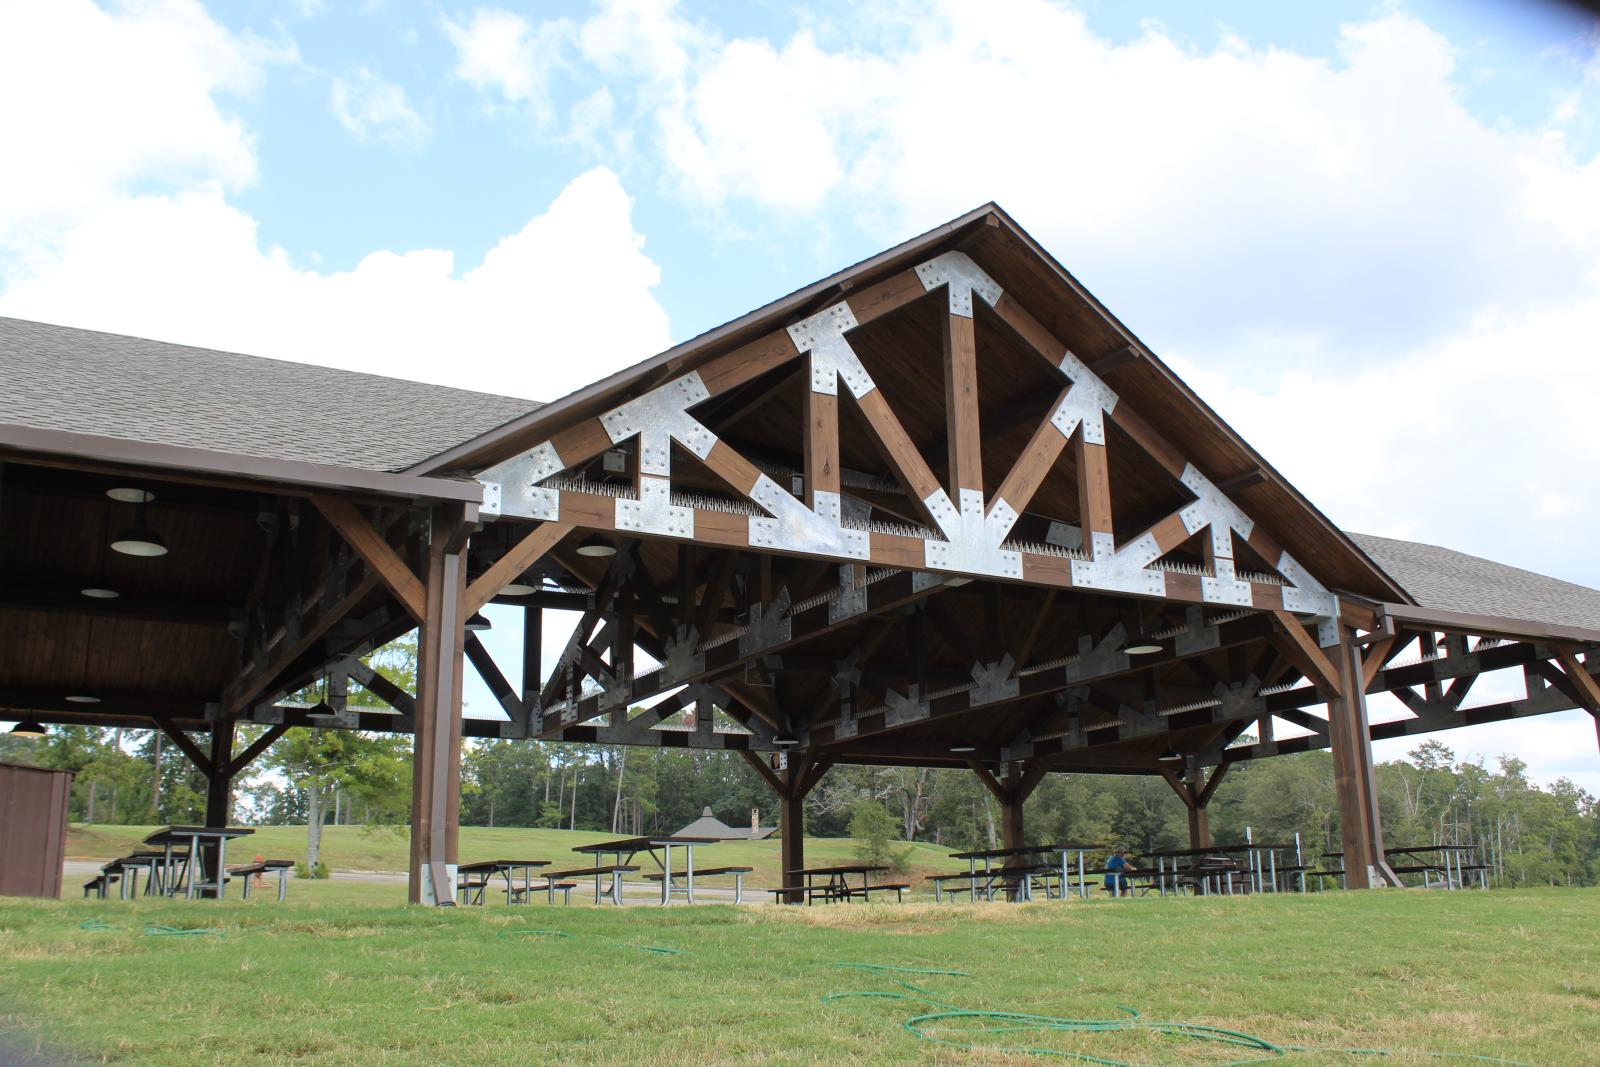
[1322,845,1487,889]
[456,859,552,906]
[571,836,721,905]
[143,826,254,900]
[1149,842,1299,894]
[778,864,901,905]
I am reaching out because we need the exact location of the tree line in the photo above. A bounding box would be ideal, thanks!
[5,716,1595,888]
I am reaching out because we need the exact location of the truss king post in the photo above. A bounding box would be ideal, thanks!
[410,502,474,906]
[1328,625,1399,889]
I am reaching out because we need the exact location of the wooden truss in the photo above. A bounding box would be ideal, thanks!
[476,251,1339,626]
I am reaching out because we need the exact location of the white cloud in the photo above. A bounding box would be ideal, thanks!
[560,0,1600,369]
[0,0,286,248]
[0,168,671,402]
[441,6,570,110]
[329,67,431,148]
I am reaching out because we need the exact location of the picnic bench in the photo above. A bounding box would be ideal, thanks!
[456,860,552,906]
[228,859,295,902]
[643,865,754,905]
[768,865,905,905]
[572,836,722,905]
[541,864,640,906]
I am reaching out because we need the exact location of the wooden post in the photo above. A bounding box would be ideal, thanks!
[780,788,805,903]
[410,503,472,905]
[1000,797,1024,852]
[1327,625,1393,888]
[942,312,983,498]
[1186,763,1211,851]
[204,718,234,828]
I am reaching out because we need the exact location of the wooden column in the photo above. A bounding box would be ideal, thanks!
[780,788,805,902]
[204,718,235,828]
[1000,796,1025,852]
[1327,626,1394,888]
[741,749,829,904]
[1186,764,1211,850]
[410,503,473,905]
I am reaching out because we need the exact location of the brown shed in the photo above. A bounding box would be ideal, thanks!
[0,761,74,898]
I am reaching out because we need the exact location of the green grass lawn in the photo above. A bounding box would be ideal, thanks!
[1,888,1595,1065]
[64,823,969,892]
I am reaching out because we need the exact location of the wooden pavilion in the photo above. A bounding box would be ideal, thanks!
[3,204,1598,903]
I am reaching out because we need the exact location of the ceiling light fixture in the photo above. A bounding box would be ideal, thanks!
[110,526,168,557]
[950,743,977,754]
[106,487,155,504]
[576,534,616,558]
[9,720,47,737]
[771,730,799,748]
[1123,604,1164,656]
[65,695,101,704]
[81,587,120,599]
[500,581,537,596]
[464,612,492,632]
[1158,749,1183,764]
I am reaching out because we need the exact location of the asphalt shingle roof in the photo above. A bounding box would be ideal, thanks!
[0,317,538,473]
[1349,532,1600,634]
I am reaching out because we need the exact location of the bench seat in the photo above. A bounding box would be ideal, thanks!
[640,865,753,879]
[228,858,294,902]
[541,864,640,879]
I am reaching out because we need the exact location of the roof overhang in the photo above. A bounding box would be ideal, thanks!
[0,421,483,503]
[1374,602,1600,648]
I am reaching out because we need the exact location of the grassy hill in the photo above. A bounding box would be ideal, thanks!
[65,823,969,891]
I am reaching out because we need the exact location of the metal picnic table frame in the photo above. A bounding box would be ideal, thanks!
[945,844,1106,902]
[572,836,720,905]
[1149,842,1296,896]
[456,859,553,905]
[143,826,255,900]
[784,864,891,904]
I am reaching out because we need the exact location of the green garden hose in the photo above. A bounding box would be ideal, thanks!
[822,962,1533,1066]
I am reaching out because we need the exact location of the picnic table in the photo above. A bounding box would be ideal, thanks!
[144,826,254,900]
[456,859,552,906]
[1149,842,1298,895]
[946,843,1108,901]
[570,836,721,905]
[1321,845,1487,890]
[774,864,904,905]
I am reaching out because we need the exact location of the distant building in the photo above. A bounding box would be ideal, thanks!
[675,806,776,841]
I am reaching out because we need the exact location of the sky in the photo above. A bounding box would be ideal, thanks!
[2,0,1598,792]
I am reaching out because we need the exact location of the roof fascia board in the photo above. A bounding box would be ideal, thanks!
[1377,602,1600,647]
[406,204,1002,477]
[0,422,482,503]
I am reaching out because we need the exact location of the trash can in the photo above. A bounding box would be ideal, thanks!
[0,762,75,898]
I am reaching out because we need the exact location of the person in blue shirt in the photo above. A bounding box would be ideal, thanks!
[1104,847,1137,896]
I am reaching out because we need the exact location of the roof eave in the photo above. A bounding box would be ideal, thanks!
[1376,602,1600,647]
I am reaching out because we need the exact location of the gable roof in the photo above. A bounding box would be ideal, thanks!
[410,203,1409,603]
[1350,532,1600,641]
[0,316,538,474]
[673,806,776,840]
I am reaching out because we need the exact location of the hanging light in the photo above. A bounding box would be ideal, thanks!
[105,487,155,504]
[464,612,492,632]
[81,587,120,599]
[501,580,537,596]
[772,730,800,748]
[110,526,167,557]
[950,743,977,754]
[9,720,47,737]
[307,700,338,717]
[65,694,100,704]
[1123,604,1164,656]
[576,534,616,558]
[1158,749,1183,764]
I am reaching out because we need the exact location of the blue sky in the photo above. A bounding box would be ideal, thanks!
[2,0,1598,790]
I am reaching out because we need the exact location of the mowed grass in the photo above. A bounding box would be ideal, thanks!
[64,823,968,891]
[1,889,1596,1066]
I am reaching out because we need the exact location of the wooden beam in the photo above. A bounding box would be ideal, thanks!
[227,723,289,778]
[156,720,210,774]
[1196,759,1231,806]
[462,522,571,618]
[312,495,426,622]
[967,759,1009,803]
[1554,648,1600,714]
[803,364,840,506]
[1361,634,1398,691]
[1270,612,1341,695]
[850,388,947,523]
[225,572,383,716]
[942,312,983,496]
[989,385,1072,517]
[1075,437,1113,540]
